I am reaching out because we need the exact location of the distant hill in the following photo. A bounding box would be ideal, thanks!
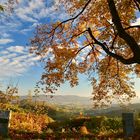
[20,94,140,105]
[85,103,140,116]
[20,95,93,106]
[20,94,140,106]
[19,94,140,116]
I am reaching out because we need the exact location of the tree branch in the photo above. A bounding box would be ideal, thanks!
[46,0,91,44]
[111,25,140,49]
[134,0,140,11]
[52,0,91,32]
[64,43,92,72]
[125,25,140,30]
[107,0,140,59]
[87,28,136,64]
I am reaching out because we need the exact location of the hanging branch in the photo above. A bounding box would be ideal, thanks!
[107,0,140,63]
[87,27,136,64]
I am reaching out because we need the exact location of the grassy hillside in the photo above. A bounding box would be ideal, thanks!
[0,95,140,139]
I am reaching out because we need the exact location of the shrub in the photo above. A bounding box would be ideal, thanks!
[10,112,54,133]
[79,125,89,134]
[102,117,122,130]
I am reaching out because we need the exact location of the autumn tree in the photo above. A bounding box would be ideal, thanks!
[31,0,140,107]
[0,85,19,104]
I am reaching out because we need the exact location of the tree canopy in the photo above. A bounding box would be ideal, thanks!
[31,0,140,107]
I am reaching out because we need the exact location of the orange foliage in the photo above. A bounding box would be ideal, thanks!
[31,0,140,107]
[10,112,54,133]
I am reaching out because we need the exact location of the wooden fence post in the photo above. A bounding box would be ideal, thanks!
[0,110,11,137]
[122,112,134,139]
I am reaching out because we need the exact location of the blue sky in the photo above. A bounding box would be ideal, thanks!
[0,0,92,97]
[0,0,140,99]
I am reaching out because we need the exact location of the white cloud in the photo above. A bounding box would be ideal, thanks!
[0,0,69,43]
[131,17,140,26]
[20,28,32,34]
[0,51,9,55]
[0,45,41,78]
[12,55,28,61]
[7,46,25,53]
[1,33,11,38]
[0,39,14,45]
[31,22,39,28]
[14,0,67,22]
[0,0,69,79]
[20,22,40,34]
[1,53,17,59]
[15,0,44,22]
[20,15,38,23]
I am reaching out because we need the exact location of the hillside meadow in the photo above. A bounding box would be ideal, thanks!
[0,98,140,139]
